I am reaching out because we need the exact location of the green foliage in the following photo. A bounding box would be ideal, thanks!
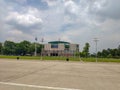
[18,40,31,55]
[97,46,120,58]
[0,42,2,54]
[2,41,16,55]
[1,40,43,56]
[81,43,90,57]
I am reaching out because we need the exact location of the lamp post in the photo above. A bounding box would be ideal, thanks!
[94,38,99,62]
[78,44,82,61]
[35,37,37,56]
[41,38,44,60]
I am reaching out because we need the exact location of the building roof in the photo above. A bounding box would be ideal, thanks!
[48,41,70,44]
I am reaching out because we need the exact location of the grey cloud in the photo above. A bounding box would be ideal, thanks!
[5,7,43,33]
[88,0,120,20]
[6,20,42,33]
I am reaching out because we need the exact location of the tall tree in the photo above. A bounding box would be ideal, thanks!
[18,40,31,55]
[3,41,16,55]
[82,43,90,57]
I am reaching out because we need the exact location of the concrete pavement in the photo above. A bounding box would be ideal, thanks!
[0,59,120,90]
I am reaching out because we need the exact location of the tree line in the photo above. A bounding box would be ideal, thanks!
[0,40,43,56]
[79,43,120,58]
[96,47,120,58]
[0,40,120,58]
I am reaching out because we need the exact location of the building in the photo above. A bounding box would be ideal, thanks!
[42,41,79,56]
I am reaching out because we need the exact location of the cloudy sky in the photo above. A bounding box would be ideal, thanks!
[0,0,120,53]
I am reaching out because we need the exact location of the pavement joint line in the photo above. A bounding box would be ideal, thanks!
[0,82,81,90]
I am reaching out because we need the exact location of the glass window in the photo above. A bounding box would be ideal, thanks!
[51,44,58,48]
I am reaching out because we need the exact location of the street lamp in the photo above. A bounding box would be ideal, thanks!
[41,38,44,60]
[35,37,37,56]
[79,44,82,61]
[93,38,99,62]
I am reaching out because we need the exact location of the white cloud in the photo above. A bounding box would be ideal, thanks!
[64,0,79,15]
[6,11,42,27]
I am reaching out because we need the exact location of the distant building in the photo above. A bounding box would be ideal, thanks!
[42,41,79,56]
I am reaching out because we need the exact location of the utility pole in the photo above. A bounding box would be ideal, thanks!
[94,38,99,62]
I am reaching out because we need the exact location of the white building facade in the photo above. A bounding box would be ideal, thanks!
[42,41,79,56]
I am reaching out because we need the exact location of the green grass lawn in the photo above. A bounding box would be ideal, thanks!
[0,55,120,62]
[0,55,77,61]
[81,58,120,62]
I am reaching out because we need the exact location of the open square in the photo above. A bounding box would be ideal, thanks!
[0,59,120,90]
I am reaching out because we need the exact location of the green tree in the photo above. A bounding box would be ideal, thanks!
[101,49,108,57]
[1,40,44,56]
[92,45,120,58]
[29,43,35,55]
[37,43,43,53]
[97,51,102,58]
[107,54,112,58]
[82,43,90,57]
[0,42,2,54]
[118,45,120,57]
[17,40,31,55]
[2,41,16,55]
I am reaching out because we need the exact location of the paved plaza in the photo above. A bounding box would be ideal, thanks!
[0,59,120,90]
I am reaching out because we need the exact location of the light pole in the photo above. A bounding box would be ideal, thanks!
[35,37,37,56]
[41,38,44,60]
[79,44,82,61]
[94,38,99,62]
